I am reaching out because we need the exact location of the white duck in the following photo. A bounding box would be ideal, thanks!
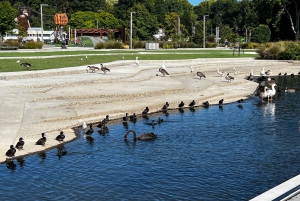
[265,83,277,101]
[260,67,266,76]
[217,68,225,76]
[135,57,139,66]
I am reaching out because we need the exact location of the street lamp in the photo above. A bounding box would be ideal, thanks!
[130,12,136,49]
[203,15,209,48]
[40,4,48,42]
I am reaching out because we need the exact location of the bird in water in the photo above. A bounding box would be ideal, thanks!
[122,117,129,128]
[56,131,65,142]
[196,72,206,79]
[15,137,25,150]
[20,62,31,70]
[100,64,110,75]
[225,73,234,82]
[285,87,295,93]
[36,133,47,146]
[129,113,137,123]
[178,101,185,109]
[159,67,169,76]
[157,117,164,124]
[6,145,16,158]
[85,124,94,135]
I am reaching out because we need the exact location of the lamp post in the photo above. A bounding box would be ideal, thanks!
[130,12,136,49]
[203,15,209,48]
[40,4,48,42]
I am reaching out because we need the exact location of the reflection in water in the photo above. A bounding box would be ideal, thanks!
[6,159,17,171]
[39,152,47,164]
[57,145,67,160]
[262,102,276,122]
[85,135,94,146]
[17,157,25,168]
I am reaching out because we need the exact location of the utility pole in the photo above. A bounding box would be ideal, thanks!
[203,15,209,48]
[130,12,136,49]
[40,4,48,42]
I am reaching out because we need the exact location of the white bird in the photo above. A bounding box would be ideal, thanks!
[81,58,83,61]
[265,83,277,101]
[161,61,166,70]
[159,67,169,76]
[16,60,20,63]
[217,68,225,76]
[233,67,239,75]
[251,69,254,76]
[86,56,88,59]
[122,56,124,59]
[136,57,139,66]
[260,67,266,76]
[82,122,87,130]
[259,86,268,102]
[189,66,194,73]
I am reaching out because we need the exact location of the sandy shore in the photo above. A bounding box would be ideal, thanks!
[0,57,298,163]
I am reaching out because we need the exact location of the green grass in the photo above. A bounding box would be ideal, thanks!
[0,49,258,72]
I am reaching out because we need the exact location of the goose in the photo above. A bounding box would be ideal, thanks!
[285,87,295,93]
[260,67,266,76]
[6,145,16,158]
[259,86,268,102]
[123,113,130,121]
[202,101,209,108]
[85,124,94,135]
[162,102,170,110]
[219,99,224,105]
[100,64,110,75]
[124,130,157,141]
[36,133,46,146]
[265,83,277,101]
[161,61,166,70]
[56,131,65,142]
[189,66,194,73]
[159,67,169,76]
[136,57,139,66]
[82,122,87,130]
[178,101,185,109]
[15,137,25,150]
[142,107,149,115]
[86,66,99,73]
[20,62,31,70]
[196,72,206,79]
[189,100,196,108]
[217,68,225,76]
[225,73,234,82]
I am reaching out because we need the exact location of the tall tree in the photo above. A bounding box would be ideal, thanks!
[0,1,17,35]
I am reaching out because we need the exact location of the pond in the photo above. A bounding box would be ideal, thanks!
[1,75,300,201]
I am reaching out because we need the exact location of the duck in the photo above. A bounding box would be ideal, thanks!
[162,102,170,110]
[36,133,47,145]
[86,66,99,73]
[20,62,31,70]
[124,130,157,141]
[259,86,268,102]
[278,72,282,76]
[136,57,139,66]
[246,70,253,81]
[100,63,110,75]
[82,122,87,130]
[219,99,224,105]
[85,124,94,135]
[285,87,295,93]
[55,131,65,142]
[159,67,169,76]
[145,120,156,127]
[129,113,137,122]
[265,83,277,101]
[142,107,149,115]
[196,72,206,79]
[124,113,129,121]
[260,67,266,76]
[6,145,16,158]
[225,73,234,82]
[157,117,164,124]
[189,100,196,108]
[97,115,110,128]
[202,101,210,108]
[217,68,225,76]
[15,137,25,150]
[178,101,185,109]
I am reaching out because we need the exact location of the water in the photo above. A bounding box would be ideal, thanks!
[1,76,300,201]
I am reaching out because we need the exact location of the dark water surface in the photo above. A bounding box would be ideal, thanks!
[1,76,300,201]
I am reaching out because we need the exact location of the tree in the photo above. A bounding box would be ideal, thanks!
[0,1,17,36]
[251,24,271,43]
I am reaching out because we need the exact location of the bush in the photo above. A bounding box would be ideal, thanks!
[252,24,271,43]
[94,41,124,49]
[20,41,43,49]
[278,43,300,60]
[133,41,145,49]
[241,42,260,49]
[94,42,106,49]
[4,39,19,46]
[206,42,217,48]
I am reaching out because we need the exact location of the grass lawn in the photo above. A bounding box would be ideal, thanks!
[0,49,258,72]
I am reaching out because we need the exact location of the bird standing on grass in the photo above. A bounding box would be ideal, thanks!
[20,62,31,70]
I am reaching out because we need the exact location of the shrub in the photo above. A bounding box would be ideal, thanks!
[94,42,106,49]
[20,41,43,49]
[278,43,300,60]
[133,41,145,49]
[252,24,271,43]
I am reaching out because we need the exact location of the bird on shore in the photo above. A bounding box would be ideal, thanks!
[225,73,234,82]
[85,124,94,135]
[142,107,149,115]
[219,99,224,105]
[129,113,137,123]
[20,62,31,70]
[217,68,225,76]
[202,101,210,108]
[159,67,169,76]
[260,67,266,76]
[178,101,185,109]
[266,70,271,76]
[82,122,87,130]
[36,133,46,146]
[124,113,129,121]
[136,57,139,66]
[100,64,110,75]
[15,137,25,150]
[233,67,239,75]
[86,66,99,73]
[196,72,206,79]
[6,145,16,158]
[189,66,194,73]
[56,131,65,142]
[189,100,196,108]
[162,102,170,110]
[161,61,166,70]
